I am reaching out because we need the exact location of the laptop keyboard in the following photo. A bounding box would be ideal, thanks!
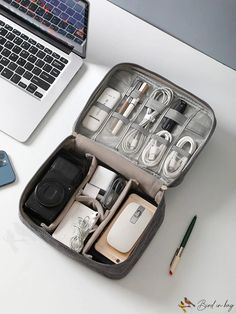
[3,0,87,45]
[0,19,68,99]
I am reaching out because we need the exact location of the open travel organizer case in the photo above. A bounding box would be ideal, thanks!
[19,63,216,279]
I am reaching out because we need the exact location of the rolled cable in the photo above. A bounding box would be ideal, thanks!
[163,136,197,179]
[141,130,172,167]
[121,87,174,155]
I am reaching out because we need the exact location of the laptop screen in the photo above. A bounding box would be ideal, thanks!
[0,0,89,56]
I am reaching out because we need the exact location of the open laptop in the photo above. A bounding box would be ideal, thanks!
[0,0,89,142]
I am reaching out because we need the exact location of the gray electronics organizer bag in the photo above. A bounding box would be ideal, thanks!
[19,63,216,279]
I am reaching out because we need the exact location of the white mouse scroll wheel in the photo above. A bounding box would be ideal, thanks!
[134,210,142,218]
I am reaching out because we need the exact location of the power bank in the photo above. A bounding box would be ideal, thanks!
[82,87,121,132]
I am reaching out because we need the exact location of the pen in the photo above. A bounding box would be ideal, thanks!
[112,82,149,135]
[169,215,197,276]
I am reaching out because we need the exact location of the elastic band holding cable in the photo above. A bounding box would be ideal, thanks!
[162,136,197,179]
[121,87,174,155]
[141,130,172,167]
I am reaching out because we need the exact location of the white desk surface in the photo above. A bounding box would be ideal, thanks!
[0,1,236,313]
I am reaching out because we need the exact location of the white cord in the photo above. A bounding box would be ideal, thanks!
[163,136,197,179]
[70,216,96,253]
[121,87,174,155]
[141,130,172,167]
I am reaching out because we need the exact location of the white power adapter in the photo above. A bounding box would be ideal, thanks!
[82,87,121,132]
[83,165,117,199]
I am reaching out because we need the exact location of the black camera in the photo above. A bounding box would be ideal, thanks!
[25,152,90,225]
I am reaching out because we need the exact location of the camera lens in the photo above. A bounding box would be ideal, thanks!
[0,152,6,167]
[35,180,65,207]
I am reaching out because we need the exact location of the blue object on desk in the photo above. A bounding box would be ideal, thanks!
[108,0,236,71]
[0,151,16,187]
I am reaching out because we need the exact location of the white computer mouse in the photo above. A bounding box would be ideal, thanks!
[107,202,153,253]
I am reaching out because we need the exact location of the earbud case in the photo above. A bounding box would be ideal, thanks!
[19,63,216,279]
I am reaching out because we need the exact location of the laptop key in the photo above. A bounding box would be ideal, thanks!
[44,55,53,64]
[20,34,28,40]
[20,50,29,58]
[52,52,60,59]
[29,46,38,54]
[51,68,60,77]
[13,37,23,45]
[2,48,11,57]
[31,76,50,91]
[0,64,3,72]
[12,46,22,54]
[11,74,21,84]
[44,48,52,55]
[6,32,15,41]
[43,64,52,73]
[1,68,13,79]
[8,62,17,71]
[16,66,25,75]
[0,21,5,27]
[35,59,45,68]
[25,62,34,71]
[23,71,33,80]
[21,41,30,50]
[11,1,19,8]
[18,81,27,89]
[26,83,37,93]
[28,38,36,45]
[4,24,13,31]
[36,50,46,59]
[17,58,26,66]
[0,37,7,45]
[60,57,68,64]
[13,29,21,36]
[19,6,27,13]
[35,91,43,99]
[51,60,64,71]
[32,67,41,76]
[40,71,55,84]
[0,29,7,36]
[28,55,37,63]
[36,43,44,50]
[5,41,14,49]
[9,53,18,62]
[0,57,10,66]
[21,0,30,7]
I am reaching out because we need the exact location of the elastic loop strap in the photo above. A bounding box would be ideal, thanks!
[112,112,130,125]
[95,102,112,113]
[164,109,187,125]
[145,98,166,112]
[131,123,149,136]
[172,145,191,158]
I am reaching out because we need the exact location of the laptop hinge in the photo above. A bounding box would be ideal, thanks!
[0,5,72,55]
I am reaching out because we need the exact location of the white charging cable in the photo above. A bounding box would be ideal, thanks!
[141,130,172,167]
[121,87,174,155]
[163,136,197,179]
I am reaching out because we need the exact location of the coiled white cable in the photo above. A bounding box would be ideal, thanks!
[70,216,97,253]
[163,136,197,179]
[141,130,172,167]
[121,87,174,155]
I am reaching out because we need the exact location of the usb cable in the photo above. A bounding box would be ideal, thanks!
[141,130,172,167]
[121,87,174,155]
[163,136,197,179]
